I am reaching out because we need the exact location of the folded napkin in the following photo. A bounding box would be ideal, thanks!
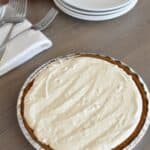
[0,20,52,76]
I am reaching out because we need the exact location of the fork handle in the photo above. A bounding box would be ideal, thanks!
[3,24,15,45]
[0,21,5,27]
[0,23,15,60]
[0,27,34,59]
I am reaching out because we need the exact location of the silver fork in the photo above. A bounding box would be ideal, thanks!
[0,0,27,59]
[0,7,58,51]
[0,0,27,25]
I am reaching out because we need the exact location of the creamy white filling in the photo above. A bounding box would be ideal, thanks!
[24,56,143,150]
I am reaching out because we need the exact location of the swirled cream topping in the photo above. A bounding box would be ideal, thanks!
[24,56,143,150]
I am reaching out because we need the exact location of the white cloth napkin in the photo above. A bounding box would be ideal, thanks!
[0,20,52,76]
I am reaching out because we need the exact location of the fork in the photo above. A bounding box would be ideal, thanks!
[0,7,58,51]
[0,0,27,26]
[0,0,27,59]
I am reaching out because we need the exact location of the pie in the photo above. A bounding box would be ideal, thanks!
[20,54,149,150]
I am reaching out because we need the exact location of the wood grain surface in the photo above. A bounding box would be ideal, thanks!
[0,0,150,149]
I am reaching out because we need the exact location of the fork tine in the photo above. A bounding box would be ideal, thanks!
[15,0,20,15]
[14,0,27,18]
[11,0,18,10]
[17,0,24,17]
[22,0,27,18]
[19,0,27,18]
[9,0,15,8]
[18,0,24,13]
[18,0,23,17]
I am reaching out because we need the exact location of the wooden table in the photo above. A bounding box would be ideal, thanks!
[0,0,150,149]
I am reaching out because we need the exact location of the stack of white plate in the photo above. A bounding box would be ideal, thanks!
[54,0,138,21]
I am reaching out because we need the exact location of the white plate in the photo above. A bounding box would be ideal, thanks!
[56,0,133,16]
[58,0,131,14]
[62,0,130,11]
[54,0,137,21]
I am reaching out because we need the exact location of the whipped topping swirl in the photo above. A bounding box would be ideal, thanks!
[24,56,142,150]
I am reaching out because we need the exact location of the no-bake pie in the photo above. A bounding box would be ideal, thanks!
[19,54,149,150]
